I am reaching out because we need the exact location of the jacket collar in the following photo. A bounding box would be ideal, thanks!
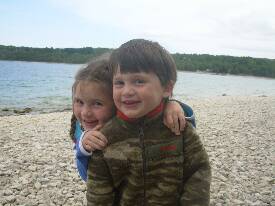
[116,101,164,123]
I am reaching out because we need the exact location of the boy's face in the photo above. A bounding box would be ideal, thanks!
[113,70,172,119]
[73,81,114,130]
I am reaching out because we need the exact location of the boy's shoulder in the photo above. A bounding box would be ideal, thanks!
[182,122,197,137]
[100,116,129,144]
[100,116,122,132]
[181,122,208,159]
[181,122,201,144]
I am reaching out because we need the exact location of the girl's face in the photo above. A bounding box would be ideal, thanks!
[73,81,115,130]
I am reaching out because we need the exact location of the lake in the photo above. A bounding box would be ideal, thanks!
[0,60,275,115]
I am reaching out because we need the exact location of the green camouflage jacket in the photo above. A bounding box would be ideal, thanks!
[86,113,211,206]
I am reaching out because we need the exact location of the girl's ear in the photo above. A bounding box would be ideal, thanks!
[162,81,174,98]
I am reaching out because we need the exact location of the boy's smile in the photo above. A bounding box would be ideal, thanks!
[113,70,172,119]
[122,100,141,108]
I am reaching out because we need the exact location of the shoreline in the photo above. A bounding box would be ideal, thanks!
[0,94,271,117]
[0,96,274,205]
[0,106,72,117]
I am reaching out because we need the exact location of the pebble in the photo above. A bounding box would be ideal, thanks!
[34,182,42,190]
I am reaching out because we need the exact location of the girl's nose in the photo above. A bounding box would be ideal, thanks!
[83,105,93,116]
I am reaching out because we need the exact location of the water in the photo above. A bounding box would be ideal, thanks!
[173,71,275,99]
[0,60,81,114]
[0,60,275,114]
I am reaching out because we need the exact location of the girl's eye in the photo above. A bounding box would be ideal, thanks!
[75,99,83,105]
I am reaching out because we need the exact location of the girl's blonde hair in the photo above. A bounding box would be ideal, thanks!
[69,53,113,141]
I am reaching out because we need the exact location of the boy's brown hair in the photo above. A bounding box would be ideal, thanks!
[109,39,177,87]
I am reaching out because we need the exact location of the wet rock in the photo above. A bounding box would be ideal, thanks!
[13,107,32,114]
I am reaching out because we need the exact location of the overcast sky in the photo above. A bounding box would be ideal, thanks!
[1,0,274,59]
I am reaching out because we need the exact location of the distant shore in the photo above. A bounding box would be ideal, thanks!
[0,96,274,205]
[1,46,275,78]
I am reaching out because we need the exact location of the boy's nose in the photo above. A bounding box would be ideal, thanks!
[122,85,135,96]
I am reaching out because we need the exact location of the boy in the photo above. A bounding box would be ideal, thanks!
[86,39,211,205]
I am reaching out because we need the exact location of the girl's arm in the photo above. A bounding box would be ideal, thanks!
[163,100,196,135]
[75,134,90,181]
[73,121,91,181]
[74,122,108,182]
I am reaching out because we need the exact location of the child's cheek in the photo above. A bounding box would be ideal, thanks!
[98,109,112,125]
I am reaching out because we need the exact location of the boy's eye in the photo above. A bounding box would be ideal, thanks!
[113,80,124,86]
[134,79,145,85]
[94,101,103,106]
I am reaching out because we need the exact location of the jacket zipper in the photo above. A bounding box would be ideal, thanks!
[139,125,146,206]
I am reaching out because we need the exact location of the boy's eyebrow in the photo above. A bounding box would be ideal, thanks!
[113,76,122,80]
[73,96,80,100]
[114,72,147,78]
[93,98,104,102]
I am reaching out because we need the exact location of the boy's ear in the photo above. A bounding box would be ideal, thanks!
[162,81,174,98]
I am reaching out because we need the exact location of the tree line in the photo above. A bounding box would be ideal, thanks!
[0,45,274,78]
[0,45,111,64]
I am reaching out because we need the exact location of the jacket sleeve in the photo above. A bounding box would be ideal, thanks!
[86,151,115,206]
[180,124,211,205]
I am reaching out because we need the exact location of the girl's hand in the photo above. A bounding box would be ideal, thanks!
[82,125,108,152]
[163,101,186,135]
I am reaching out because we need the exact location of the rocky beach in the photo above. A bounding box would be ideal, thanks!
[0,96,274,206]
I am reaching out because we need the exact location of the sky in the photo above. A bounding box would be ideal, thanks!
[1,0,274,59]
